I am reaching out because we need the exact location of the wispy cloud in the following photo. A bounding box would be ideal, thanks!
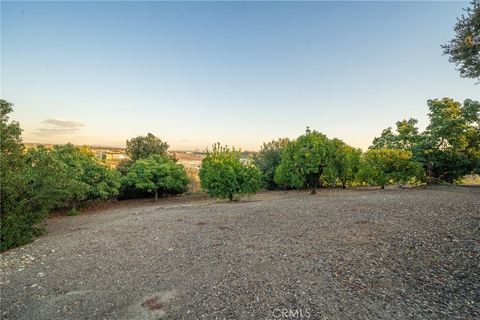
[112,105,133,111]
[35,119,86,136]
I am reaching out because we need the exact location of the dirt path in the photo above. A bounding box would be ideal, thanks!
[1,187,479,319]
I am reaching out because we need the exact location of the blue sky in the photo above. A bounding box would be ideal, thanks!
[1,1,478,150]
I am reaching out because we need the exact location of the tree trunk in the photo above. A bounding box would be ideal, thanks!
[154,190,158,201]
[228,193,233,201]
[381,185,385,189]
[426,160,433,188]
[342,181,346,189]
[311,181,317,194]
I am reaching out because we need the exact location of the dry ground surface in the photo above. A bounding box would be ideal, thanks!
[1,187,479,320]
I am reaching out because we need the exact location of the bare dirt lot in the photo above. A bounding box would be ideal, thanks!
[1,187,479,320]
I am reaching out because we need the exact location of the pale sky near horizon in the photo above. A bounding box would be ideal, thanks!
[2,1,479,151]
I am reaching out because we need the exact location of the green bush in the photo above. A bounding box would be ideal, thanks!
[122,155,189,200]
[200,143,262,201]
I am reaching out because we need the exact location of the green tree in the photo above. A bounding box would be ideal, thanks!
[358,149,422,189]
[199,143,262,201]
[371,98,479,184]
[416,98,480,183]
[24,146,78,210]
[274,128,332,194]
[49,144,120,210]
[0,99,31,250]
[442,0,480,80]
[123,155,188,201]
[125,133,169,161]
[254,138,289,189]
[328,139,362,189]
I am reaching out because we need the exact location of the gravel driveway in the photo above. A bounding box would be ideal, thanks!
[1,187,479,319]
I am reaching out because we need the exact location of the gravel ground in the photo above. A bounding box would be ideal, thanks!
[1,187,479,320]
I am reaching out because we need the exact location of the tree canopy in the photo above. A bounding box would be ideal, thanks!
[275,128,332,194]
[358,149,422,188]
[371,118,421,151]
[442,0,480,80]
[125,133,169,161]
[327,139,362,189]
[200,143,262,200]
[371,98,480,184]
[123,155,188,200]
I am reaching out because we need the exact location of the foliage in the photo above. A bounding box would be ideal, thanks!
[0,99,33,250]
[371,118,421,151]
[0,100,76,250]
[274,128,332,194]
[371,98,480,184]
[199,143,262,200]
[253,138,290,189]
[125,133,169,161]
[416,98,480,183]
[358,149,423,188]
[123,155,189,200]
[48,144,121,209]
[442,0,480,80]
[327,139,362,188]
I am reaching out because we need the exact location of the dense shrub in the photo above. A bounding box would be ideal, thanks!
[0,100,122,250]
[47,144,121,210]
[200,143,262,200]
[1,100,45,250]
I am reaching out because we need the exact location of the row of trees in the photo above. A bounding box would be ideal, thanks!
[1,97,478,250]
[250,98,479,194]
[251,129,422,194]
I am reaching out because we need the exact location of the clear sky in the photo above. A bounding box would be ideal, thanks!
[1,1,478,151]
